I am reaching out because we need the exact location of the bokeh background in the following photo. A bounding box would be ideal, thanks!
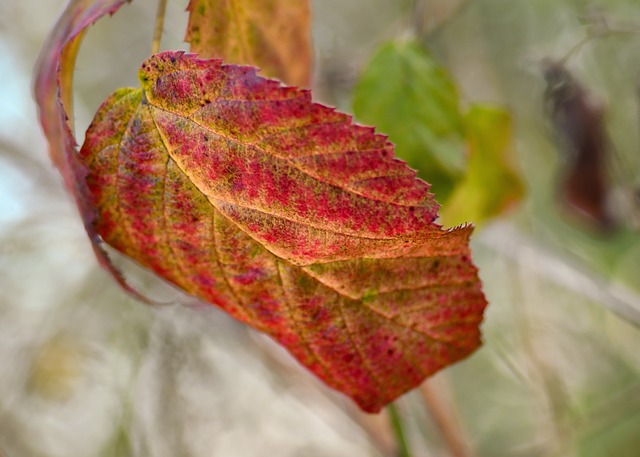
[1,0,640,456]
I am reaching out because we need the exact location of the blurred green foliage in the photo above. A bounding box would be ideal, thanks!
[440,104,524,227]
[353,39,524,226]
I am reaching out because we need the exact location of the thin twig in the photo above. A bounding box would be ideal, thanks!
[350,408,397,456]
[479,223,640,327]
[387,403,411,457]
[420,378,472,457]
[151,0,168,55]
[559,10,640,64]
[414,0,472,38]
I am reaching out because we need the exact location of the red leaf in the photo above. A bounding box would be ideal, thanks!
[80,51,487,412]
[34,0,127,187]
[33,0,155,302]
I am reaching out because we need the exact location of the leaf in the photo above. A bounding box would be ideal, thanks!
[33,0,153,302]
[543,60,616,231]
[185,0,311,87]
[33,0,127,185]
[354,40,525,227]
[439,105,524,227]
[353,40,466,201]
[79,51,487,412]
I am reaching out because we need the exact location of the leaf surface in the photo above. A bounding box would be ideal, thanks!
[80,51,487,412]
[33,0,151,301]
[185,0,311,87]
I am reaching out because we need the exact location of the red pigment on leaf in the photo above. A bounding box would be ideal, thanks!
[33,0,157,303]
[80,51,487,412]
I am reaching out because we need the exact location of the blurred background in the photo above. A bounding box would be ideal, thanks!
[1,0,640,456]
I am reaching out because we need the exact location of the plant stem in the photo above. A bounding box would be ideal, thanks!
[420,379,471,457]
[387,403,411,457]
[151,0,168,54]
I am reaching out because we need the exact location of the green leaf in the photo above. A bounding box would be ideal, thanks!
[353,40,466,201]
[439,104,524,227]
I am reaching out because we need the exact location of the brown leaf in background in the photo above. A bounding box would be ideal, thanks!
[543,59,616,232]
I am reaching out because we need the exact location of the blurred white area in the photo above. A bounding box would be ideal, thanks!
[0,1,386,455]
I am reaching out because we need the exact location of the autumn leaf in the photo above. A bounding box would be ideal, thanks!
[185,0,311,87]
[80,51,487,412]
[33,0,128,188]
[33,0,152,302]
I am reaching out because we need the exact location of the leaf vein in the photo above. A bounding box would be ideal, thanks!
[273,260,344,389]
[210,210,256,324]
[303,266,478,350]
[114,101,145,247]
[149,104,199,287]
[152,105,427,211]
[337,300,387,392]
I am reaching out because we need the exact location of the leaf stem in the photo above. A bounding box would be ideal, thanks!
[151,0,168,55]
[387,403,412,457]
